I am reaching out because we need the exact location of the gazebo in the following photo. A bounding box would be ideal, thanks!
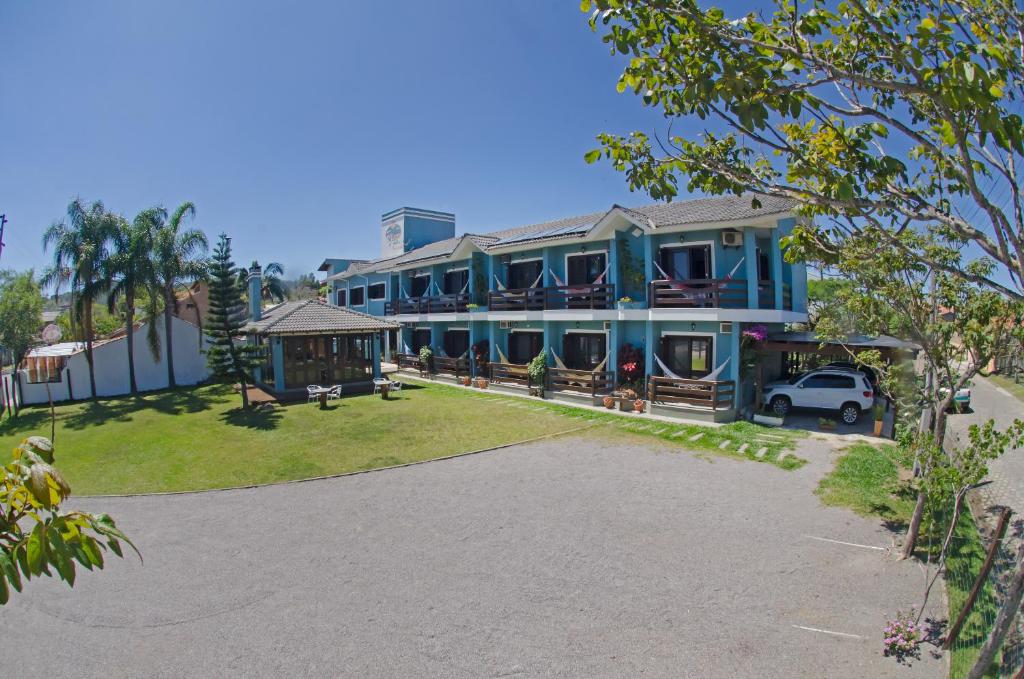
[245,298,399,396]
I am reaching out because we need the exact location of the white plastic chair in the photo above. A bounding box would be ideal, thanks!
[327,385,342,400]
[307,385,321,403]
[372,378,389,394]
[389,380,403,393]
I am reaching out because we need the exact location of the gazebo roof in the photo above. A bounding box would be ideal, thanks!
[244,300,399,336]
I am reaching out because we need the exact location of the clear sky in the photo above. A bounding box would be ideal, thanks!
[1,1,672,281]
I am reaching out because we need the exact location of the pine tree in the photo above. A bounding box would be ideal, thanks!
[205,233,261,408]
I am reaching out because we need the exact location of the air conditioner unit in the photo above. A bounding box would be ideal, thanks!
[720,321,733,334]
[499,320,512,329]
[721,230,743,248]
[603,321,612,331]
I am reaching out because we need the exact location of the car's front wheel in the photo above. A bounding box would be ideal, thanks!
[840,402,861,424]
[770,396,791,417]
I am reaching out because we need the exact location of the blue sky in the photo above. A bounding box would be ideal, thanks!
[1,1,672,280]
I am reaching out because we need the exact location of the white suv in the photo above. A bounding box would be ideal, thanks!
[763,368,875,424]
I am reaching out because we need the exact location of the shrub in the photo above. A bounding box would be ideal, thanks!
[882,610,920,661]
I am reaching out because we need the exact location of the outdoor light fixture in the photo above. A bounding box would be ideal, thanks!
[575,321,581,329]
[630,226,643,237]
[691,323,696,331]
[678,234,686,242]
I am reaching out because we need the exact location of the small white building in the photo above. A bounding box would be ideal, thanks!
[14,315,209,405]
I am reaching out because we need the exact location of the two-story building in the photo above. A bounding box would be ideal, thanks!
[324,196,809,421]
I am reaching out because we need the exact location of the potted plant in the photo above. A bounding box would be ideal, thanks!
[819,417,837,431]
[602,395,616,409]
[476,376,488,389]
[617,296,636,310]
[462,376,472,387]
[633,398,645,413]
[418,346,433,375]
[527,352,547,398]
[466,303,480,311]
[873,403,886,436]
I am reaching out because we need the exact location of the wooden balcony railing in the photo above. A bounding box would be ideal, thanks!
[488,361,531,388]
[433,355,470,378]
[647,376,735,410]
[757,280,774,309]
[649,279,748,309]
[396,352,422,372]
[488,283,615,312]
[385,293,470,315]
[545,367,614,397]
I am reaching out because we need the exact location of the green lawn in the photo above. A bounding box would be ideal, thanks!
[0,381,804,495]
[815,442,916,529]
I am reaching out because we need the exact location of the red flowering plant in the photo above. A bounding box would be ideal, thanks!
[471,340,490,374]
[618,342,644,393]
[740,324,769,409]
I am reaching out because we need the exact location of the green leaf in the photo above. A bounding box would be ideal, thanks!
[919,17,937,31]
[26,524,46,575]
[584,149,602,164]
[580,0,591,11]
[963,62,975,83]
[990,83,1004,98]
[0,569,8,605]
[0,552,22,592]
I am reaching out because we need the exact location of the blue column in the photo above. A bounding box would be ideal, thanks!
[644,320,655,378]
[771,226,784,310]
[728,328,741,409]
[272,337,285,392]
[486,255,496,295]
[542,248,552,287]
[469,322,479,377]
[743,227,759,309]
[609,236,620,301]
[608,321,619,386]
[642,235,654,304]
[372,333,382,378]
[543,321,554,368]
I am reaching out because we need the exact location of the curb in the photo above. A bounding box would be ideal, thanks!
[76,424,597,499]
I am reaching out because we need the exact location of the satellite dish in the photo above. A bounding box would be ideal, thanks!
[41,323,62,345]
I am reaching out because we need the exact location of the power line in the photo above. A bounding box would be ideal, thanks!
[0,213,6,263]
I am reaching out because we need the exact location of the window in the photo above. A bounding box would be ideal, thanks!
[509,331,543,364]
[756,247,771,282]
[412,329,431,353]
[349,286,365,306]
[411,275,430,298]
[659,335,713,379]
[368,282,386,300]
[281,334,373,389]
[566,253,607,285]
[443,330,470,358]
[507,260,542,289]
[443,268,469,295]
[336,289,347,306]
[659,245,711,281]
[562,333,606,370]
[802,374,855,389]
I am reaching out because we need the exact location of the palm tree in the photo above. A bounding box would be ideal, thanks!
[151,202,208,389]
[238,260,286,306]
[106,209,159,396]
[42,199,117,400]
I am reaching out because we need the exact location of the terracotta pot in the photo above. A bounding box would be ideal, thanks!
[633,399,645,413]
[476,378,488,389]
[603,395,615,409]
[462,377,471,387]
[873,420,884,436]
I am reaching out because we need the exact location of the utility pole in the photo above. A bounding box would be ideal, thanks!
[0,213,7,263]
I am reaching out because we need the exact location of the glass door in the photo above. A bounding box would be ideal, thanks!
[659,245,712,281]
[566,253,607,285]
[412,329,432,353]
[411,275,431,298]
[507,260,542,289]
[443,330,470,358]
[659,335,713,379]
[562,333,607,371]
[508,331,543,364]
[443,269,468,295]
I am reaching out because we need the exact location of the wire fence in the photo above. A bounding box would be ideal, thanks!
[943,508,1024,678]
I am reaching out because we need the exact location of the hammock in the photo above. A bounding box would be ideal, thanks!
[549,263,611,290]
[550,347,568,370]
[458,278,470,294]
[495,344,510,364]
[654,354,731,382]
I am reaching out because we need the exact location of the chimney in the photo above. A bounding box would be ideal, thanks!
[248,262,262,322]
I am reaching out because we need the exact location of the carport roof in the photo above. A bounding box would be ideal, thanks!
[766,331,920,351]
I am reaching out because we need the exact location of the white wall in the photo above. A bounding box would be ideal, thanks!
[18,316,210,405]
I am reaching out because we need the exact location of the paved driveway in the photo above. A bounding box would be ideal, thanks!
[1,432,942,678]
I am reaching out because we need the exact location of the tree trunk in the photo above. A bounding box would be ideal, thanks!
[901,491,927,560]
[84,303,97,400]
[163,286,176,388]
[125,292,137,396]
[966,549,1024,679]
[239,376,249,409]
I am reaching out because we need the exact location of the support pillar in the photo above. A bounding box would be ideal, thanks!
[743,227,759,309]
[771,226,784,310]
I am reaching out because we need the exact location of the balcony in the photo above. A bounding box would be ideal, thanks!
[544,367,614,397]
[647,376,734,410]
[385,293,470,315]
[650,279,793,310]
[395,352,470,379]
[487,283,615,312]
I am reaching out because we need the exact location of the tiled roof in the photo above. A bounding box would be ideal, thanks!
[245,300,399,335]
[330,193,796,278]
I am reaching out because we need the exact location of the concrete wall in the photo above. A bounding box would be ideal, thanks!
[18,316,209,405]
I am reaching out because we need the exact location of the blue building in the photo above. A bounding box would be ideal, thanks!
[323,195,809,421]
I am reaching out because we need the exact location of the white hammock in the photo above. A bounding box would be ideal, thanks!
[549,262,610,289]
[493,270,543,292]
[550,347,568,370]
[495,344,510,364]
[654,354,731,382]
